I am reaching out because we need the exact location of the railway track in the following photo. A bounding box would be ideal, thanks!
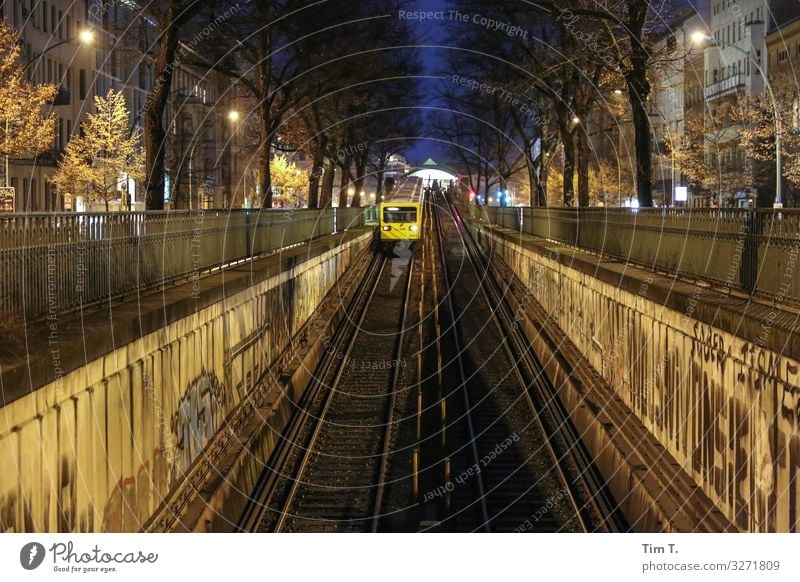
[426,192,627,532]
[238,244,419,532]
[239,188,624,533]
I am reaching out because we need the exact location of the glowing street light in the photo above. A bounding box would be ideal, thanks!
[78,29,95,44]
[613,89,623,95]
[227,110,240,122]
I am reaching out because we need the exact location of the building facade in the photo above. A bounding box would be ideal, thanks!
[2,0,242,212]
[650,9,709,206]
[2,0,95,211]
[92,0,238,210]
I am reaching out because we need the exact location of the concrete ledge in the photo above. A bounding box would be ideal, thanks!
[149,245,373,532]
[492,253,735,531]
[0,228,373,402]
[478,224,800,361]
[469,220,799,532]
[0,228,374,533]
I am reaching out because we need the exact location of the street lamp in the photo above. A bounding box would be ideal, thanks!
[21,29,95,73]
[691,31,783,208]
[78,30,95,44]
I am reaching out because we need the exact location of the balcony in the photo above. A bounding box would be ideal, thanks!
[704,74,746,99]
[51,87,70,106]
[174,88,208,106]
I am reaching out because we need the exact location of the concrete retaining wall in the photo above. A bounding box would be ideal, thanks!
[477,227,800,533]
[0,232,371,532]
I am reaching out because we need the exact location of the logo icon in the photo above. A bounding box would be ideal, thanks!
[20,542,46,570]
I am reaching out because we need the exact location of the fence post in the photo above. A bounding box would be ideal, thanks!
[739,209,761,294]
[246,210,253,258]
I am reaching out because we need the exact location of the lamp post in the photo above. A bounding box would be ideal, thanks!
[610,89,625,206]
[228,110,241,208]
[691,31,783,208]
[21,29,95,74]
[4,120,8,189]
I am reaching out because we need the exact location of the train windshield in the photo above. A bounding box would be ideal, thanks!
[383,206,417,223]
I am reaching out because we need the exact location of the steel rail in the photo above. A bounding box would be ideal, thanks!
[371,240,418,532]
[272,257,390,532]
[452,195,626,532]
[431,198,492,532]
[236,252,385,532]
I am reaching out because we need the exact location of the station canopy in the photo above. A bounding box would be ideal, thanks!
[408,158,459,184]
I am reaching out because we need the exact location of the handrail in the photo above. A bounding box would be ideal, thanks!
[469,205,800,304]
[0,207,366,320]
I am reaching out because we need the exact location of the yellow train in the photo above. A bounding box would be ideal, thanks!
[379,177,423,252]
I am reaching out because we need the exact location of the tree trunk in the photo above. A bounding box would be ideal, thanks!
[320,157,335,208]
[577,128,590,207]
[539,160,549,207]
[376,162,385,205]
[143,8,181,210]
[559,115,576,206]
[308,134,326,208]
[350,152,368,207]
[524,137,547,207]
[337,155,352,208]
[173,164,185,209]
[627,38,653,207]
[483,162,492,202]
[526,158,540,207]
[258,99,273,208]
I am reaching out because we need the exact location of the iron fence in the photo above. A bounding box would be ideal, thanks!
[0,207,365,320]
[469,205,800,304]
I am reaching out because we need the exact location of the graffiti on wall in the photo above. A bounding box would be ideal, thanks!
[170,371,228,479]
[102,447,172,532]
[504,237,800,532]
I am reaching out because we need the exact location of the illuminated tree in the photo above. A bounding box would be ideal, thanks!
[738,74,800,206]
[0,18,57,186]
[268,154,307,207]
[52,90,144,211]
[670,103,744,202]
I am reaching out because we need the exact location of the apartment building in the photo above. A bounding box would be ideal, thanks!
[2,0,241,212]
[93,0,238,210]
[650,9,709,206]
[699,0,771,205]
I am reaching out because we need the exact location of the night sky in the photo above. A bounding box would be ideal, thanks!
[403,0,712,163]
[403,0,450,163]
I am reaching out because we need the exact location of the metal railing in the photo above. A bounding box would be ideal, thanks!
[0,207,366,320]
[469,205,800,304]
[704,73,746,99]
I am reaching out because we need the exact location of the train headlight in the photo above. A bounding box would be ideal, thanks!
[382,226,391,231]
[409,225,418,231]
